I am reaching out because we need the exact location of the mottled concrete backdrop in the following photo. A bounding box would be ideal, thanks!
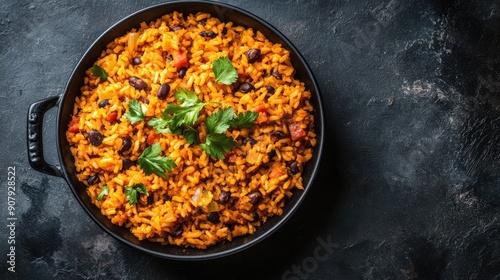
[1,0,500,279]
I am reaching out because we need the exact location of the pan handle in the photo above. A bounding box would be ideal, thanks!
[27,96,63,177]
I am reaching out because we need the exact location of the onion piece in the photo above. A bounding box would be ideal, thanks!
[128,32,139,54]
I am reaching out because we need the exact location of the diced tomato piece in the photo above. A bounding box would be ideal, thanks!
[224,149,238,163]
[147,130,159,145]
[255,112,268,124]
[288,122,306,140]
[174,50,188,70]
[106,111,118,123]
[68,116,80,133]
[269,166,287,178]
[253,104,267,113]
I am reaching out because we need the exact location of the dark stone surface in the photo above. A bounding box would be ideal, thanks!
[1,0,500,279]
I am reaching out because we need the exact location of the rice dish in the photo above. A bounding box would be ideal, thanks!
[66,11,316,249]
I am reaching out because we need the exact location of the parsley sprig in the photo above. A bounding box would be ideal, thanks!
[183,128,199,144]
[206,107,235,134]
[97,184,108,201]
[163,89,206,132]
[200,133,235,159]
[146,88,258,160]
[199,107,257,159]
[125,100,145,124]
[200,107,237,159]
[137,143,176,179]
[229,111,258,129]
[212,56,238,85]
[125,183,148,205]
[90,64,108,81]
[147,115,173,134]
[148,89,208,135]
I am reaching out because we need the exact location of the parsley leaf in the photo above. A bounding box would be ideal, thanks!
[200,134,236,159]
[183,128,199,144]
[212,56,238,85]
[147,115,172,134]
[229,111,258,129]
[90,64,108,81]
[206,107,235,134]
[97,184,108,201]
[125,183,148,205]
[125,100,145,123]
[174,88,203,106]
[163,89,206,132]
[137,143,176,179]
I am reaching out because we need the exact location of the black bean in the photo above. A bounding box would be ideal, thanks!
[129,76,148,90]
[271,71,282,79]
[122,158,135,170]
[265,85,275,94]
[227,223,235,231]
[267,149,277,159]
[253,212,260,222]
[170,227,183,237]
[171,25,183,31]
[219,191,230,204]
[166,54,173,62]
[141,97,150,104]
[87,174,100,185]
[242,137,257,145]
[178,67,187,78]
[147,194,155,205]
[132,57,142,65]
[282,113,293,121]
[245,48,261,63]
[178,213,191,223]
[248,191,262,205]
[289,161,300,174]
[157,84,170,100]
[98,99,109,108]
[207,212,220,223]
[237,82,254,93]
[199,31,217,38]
[197,19,207,26]
[88,129,103,146]
[271,130,287,139]
[120,138,132,153]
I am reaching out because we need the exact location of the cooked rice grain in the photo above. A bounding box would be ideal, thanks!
[66,11,316,249]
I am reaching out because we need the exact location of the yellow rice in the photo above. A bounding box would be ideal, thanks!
[66,11,316,249]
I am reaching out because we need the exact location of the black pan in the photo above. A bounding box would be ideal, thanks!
[27,0,324,260]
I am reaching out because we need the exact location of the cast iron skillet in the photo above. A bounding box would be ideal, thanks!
[27,1,324,260]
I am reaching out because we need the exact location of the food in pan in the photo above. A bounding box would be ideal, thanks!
[66,11,316,249]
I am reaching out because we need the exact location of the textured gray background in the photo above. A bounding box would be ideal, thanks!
[1,0,500,279]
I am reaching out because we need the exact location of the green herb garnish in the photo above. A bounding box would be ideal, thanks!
[163,89,206,132]
[183,128,199,144]
[125,183,148,205]
[200,134,236,160]
[145,87,257,160]
[212,56,238,85]
[147,115,173,134]
[90,64,108,81]
[199,107,238,159]
[137,143,176,179]
[125,100,145,124]
[97,184,108,201]
[229,111,259,129]
[206,107,235,134]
